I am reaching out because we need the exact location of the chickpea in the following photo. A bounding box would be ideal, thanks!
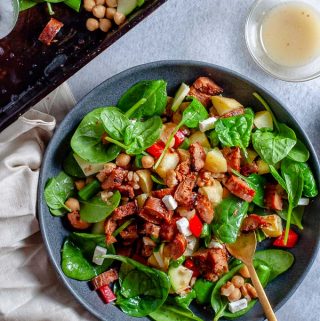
[116,153,131,167]
[231,275,245,288]
[141,155,155,168]
[99,18,112,32]
[240,285,251,302]
[114,11,126,25]
[245,283,258,299]
[75,180,85,191]
[239,265,251,279]
[106,0,117,7]
[106,7,116,19]
[84,0,95,12]
[86,18,99,31]
[95,0,105,4]
[228,287,242,302]
[65,197,80,212]
[220,281,235,297]
[92,5,106,18]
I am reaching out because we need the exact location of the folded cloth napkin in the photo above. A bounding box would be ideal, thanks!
[0,83,96,321]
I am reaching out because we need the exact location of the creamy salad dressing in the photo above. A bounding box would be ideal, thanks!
[260,2,320,67]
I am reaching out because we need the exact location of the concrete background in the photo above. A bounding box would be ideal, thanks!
[68,0,320,320]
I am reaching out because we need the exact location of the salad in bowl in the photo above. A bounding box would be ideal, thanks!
[43,75,318,320]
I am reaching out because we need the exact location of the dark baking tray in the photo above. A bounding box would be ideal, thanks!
[0,0,167,131]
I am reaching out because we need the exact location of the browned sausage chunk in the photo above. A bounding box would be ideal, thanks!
[223,175,256,202]
[91,269,118,290]
[112,201,137,220]
[265,184,283,211]
[139,197,173,224]
[190,143,206,172]
[174,173,197,208]
[101,167,127,190]
[67,211,91,230]
[195,193,214,224]
[222,147,241,173]
[167,233,187,260]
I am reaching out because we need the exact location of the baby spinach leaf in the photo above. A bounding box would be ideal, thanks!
[154,98,208,168]
[215,108,254,149]
[124,116,162,154]
[61,233,115,281]
[80,191,121,223]
[44,171,74,213]
[193,278,215,305]
[252,123,297,165]
[118,80,167,119]
[149,302,203,321]
[171,290,196,309]
[103,255,170,317]
[212,196,249,244]
[71,108,121,163]
[100,107,130,141]
[287,139,310,162]
[298,162,318,197]
[63,151,86,178]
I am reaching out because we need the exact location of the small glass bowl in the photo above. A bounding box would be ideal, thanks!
[245,0,320,81]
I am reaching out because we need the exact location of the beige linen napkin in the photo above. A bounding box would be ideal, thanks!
[0,83,96,321]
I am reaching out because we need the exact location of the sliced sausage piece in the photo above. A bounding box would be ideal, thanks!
[91,268,118,290]
[67,211,91,230]
[223,175,256,202]
[220,107,245,118]
[141,222,161,239]
[115,184,135,198]
[241,161,259,177]
[241,214,268,232]
[188,86,212,107]
[265,184,283,211]
[174,173,197,208]
[38,18,64,46]
[139,197,173,224]
[160,216,179,242]
[120,223,139,240]
[152,187,175,199]
[167,233,187,260]
[190,143,206,172]
[222,147,241,173]
[175,161,191,182]
[102,167,127,190]
[104,218,117,245]
[112,201,137,220]
[195,193,214,224]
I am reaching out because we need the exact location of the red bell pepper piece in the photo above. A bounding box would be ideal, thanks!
[189,214,203,238]
[184,259,200,277]
[273,229,298,248]
[38,18,64,46]
[98,285,116,304]
[173,130,185,148]
[146,140,165,158]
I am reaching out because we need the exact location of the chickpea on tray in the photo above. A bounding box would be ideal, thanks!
[44,76,318,320]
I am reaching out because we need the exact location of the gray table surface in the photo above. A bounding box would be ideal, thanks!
[68,0,320,320]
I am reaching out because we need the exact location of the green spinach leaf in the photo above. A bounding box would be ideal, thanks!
[61,233,115,281]
[80,191,121,223]
[100,107,130,141]
[252,123,297,165]
[44,171,74,213]
[287,139,310,162]
[63,151,86,178]
[71,108,121,163]
[124,116,163,154]
[149,302,203,321]
[118,80,167,119]
[215,108,254,149]
[193,278,215,304]
[212,196,249,244]
[103,255,170,317]
[298,162,318,197]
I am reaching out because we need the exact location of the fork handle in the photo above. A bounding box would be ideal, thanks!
[246,262,278,321]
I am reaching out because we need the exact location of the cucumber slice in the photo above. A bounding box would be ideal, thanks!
[117,0,144,16]
[73,154,105,176]
[171,83,190,112]
[168,265,193,293]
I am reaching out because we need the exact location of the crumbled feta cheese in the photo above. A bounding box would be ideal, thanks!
[176,217,192,237]
[228,298,248,313]
[162,195,178,210]
[208,239,223,249]
[92,245,107,265]
[199,117,217,132]
[297,198,310,206]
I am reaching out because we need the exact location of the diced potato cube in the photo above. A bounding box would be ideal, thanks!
[262,215,283,237]
[73,154,103,176]
[155,151,180,179]
[199,180,223,207]
[254,111,273,130]
[211,96,243,116]
[136,169,153,193]
[257,159,270,175]
[247,149,258,163]
[136,193,149,208]
[204,148,227,173]
[189,131,211,148]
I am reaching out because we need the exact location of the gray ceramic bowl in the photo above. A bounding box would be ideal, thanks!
[38,60,320,321]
